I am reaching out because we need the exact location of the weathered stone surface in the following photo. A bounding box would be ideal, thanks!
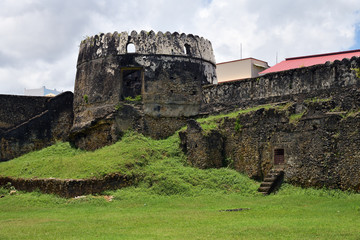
[71,31,217,149]
[201,56,360,114]
[0,92,74,161]
[2,30,360,195]
[0,173,137,198]
[78,31,216,65]
[181,99,360,192]
[179,120,224,169]
[0,94,49,132]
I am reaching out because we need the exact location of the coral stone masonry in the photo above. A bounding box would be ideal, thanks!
[70,31,217,149]
[1,31,360,193]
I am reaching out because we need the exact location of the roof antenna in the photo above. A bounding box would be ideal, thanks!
[240,43,242,59]
[276,52,278,64]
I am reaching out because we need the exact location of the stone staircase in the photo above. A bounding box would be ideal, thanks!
[258,168,284,195]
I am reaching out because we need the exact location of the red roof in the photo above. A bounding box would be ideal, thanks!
[260,49,360,75]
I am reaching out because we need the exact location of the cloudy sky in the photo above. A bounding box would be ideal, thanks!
[1,0,360,94]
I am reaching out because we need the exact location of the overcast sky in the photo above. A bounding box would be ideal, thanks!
[1,0,360,94]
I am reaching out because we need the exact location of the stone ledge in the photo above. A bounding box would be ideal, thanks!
[0,173,138,198]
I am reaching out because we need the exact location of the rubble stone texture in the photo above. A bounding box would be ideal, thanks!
[71,31,217,149]
[1,30,360,193]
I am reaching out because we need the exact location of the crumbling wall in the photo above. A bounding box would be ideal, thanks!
[179,120,224,169]
[0,92,74,161]
[181,96,360,192]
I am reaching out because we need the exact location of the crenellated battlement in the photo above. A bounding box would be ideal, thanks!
[78,30,216,65]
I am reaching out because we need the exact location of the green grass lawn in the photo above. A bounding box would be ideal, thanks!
[0,186,359,239]
[0,110,360,239]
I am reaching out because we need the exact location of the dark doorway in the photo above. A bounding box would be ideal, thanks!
[121,68,143,99]
[274,149,285,165]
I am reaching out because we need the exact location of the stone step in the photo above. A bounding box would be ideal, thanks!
[269,169,284,174]
[260,182,272,187]
[263,177,276,182]
[258,186,271,192]
[258,168,284,195]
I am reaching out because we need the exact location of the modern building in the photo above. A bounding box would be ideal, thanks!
[216,58,269,83]
[24,86,62,97]
[260,49,360,75]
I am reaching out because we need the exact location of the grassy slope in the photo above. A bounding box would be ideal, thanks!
[0,132,178,179]
[0,131,259,196]
[0,103,360,239]
[0,102,298,180]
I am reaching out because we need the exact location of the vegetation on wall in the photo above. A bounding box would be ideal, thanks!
[83,94,89,103]
[351,67,360,78]
[124,95,142,102]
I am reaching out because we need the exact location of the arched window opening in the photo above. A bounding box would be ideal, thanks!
[184,44,191,55]
[127,43,136,53]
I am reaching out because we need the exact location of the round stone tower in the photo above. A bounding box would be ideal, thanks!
[71,30,217,150]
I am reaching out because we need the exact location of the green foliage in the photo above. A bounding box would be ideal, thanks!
[114,103,123,111]
[124,95,142,102]
[351,67,360,78]
[196,104,273,131]
[341,109,360,119]
[81,35,91,44]
[83,94,88,103]
[330,106,342,112]
[304,97,332,104]
[234,118,243,132]
[289,111,305,124]
[275,101,294,111]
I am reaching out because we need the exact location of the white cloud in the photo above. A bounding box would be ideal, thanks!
[0,0,359,94]
[196,0,360,64]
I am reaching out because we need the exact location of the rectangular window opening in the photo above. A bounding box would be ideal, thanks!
[274,148,285,165]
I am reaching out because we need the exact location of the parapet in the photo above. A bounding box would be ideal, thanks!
[77,30,216,65]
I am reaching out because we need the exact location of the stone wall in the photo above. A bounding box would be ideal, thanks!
[201,56,360,113]
[0,95,49,133]
[0,92,74,161]
[0,173,136,198]
[181,95,360,192]
[71,31,217,150]
[78,30,215,66]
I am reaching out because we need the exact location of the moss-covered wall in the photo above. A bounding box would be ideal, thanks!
[181,97,360,192]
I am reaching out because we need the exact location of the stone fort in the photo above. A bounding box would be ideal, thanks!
[0,30,359,192]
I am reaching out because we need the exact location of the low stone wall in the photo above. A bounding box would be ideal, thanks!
[0,173,137,198]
